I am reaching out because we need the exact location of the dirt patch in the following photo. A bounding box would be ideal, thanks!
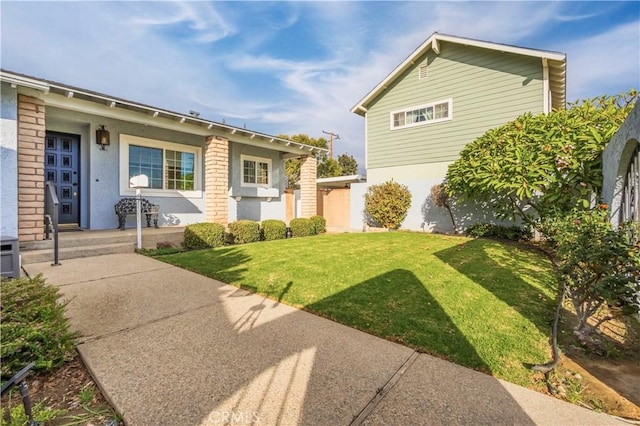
[1,354,121,425]
[555,310,640,420]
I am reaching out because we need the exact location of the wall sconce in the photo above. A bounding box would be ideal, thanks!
[96,125,110,150]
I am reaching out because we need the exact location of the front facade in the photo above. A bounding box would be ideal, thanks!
[0,70,325,242]
[351,33,566,231]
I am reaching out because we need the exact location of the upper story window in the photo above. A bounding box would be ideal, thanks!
[390,99,452,130]
[241,155,271,188]
[120,134,201,198]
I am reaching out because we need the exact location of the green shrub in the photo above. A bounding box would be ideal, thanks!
[289,218,313,237]
[0,275,76,380]
[183,222,226,249]
[228,220,261,244]
[466,223,532,241]
[1,402,65,426]
[310,215,327,235]
[261,219,287,241]
[364,180,412,229]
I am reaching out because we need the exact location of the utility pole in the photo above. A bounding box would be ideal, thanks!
[322,130,340,159]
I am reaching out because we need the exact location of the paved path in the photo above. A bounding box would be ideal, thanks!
[25,254,626,425]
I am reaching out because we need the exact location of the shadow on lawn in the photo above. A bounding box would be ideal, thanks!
[433,238,557,335]
[306,269,492,374]
[162,246,252,285]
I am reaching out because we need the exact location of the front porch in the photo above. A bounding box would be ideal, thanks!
[20,226,185,265]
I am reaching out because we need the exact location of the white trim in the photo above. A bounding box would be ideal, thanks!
[389,98,453,130]
[364,112,369,170]
[240,154,272,189]
[119,134,202,198]
[542,59,550,114]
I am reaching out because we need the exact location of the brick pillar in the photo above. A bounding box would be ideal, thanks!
[299,155,317,218]
[17,95,45,242]
[204,136,229,225]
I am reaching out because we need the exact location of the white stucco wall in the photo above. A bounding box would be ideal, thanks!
[228,142,287,223]
[602,102,640,228]
[0,83,18,237]
[353,160,518,232]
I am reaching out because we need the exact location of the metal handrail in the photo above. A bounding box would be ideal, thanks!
[44,181,61,265]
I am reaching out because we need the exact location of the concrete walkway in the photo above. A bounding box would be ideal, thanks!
[25,254,626,426]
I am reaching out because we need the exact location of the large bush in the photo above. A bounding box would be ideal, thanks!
[1,275,77,379]
[364,180,412,229]
[183,222,226,249]
[310,215,327,235]
[229,220,261,244]
[261,219,287,241]
[446,90,638,228]
[289,218,314,237]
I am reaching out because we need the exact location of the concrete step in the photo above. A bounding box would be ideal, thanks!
[21,242,135,265]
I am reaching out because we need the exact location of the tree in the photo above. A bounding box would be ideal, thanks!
[280,134,329,188]
[337,154,358,175]
[543,207,640,341]
[317,158,342,178]
[445,90,638,228]
[364,180,412,229]
[430,182,457,233]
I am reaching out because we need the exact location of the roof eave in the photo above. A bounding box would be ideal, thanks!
[351,33,567,114]
[1,69,329,156]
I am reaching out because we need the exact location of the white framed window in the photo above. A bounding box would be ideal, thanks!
[119,134,202,198]
[390,99,452,130]
[241,155,271,188]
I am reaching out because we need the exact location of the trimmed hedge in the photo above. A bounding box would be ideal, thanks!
[310,215,326,235]
[466,223,532,241]
[229,220,261,244]
[289,218,314,237]
[183,222,226,249]
[1,275,77,379]
[261,219,287,241]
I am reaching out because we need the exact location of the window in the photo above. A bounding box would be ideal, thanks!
[390,99,452,130]
[120,134,201,197]
[241,155,271,188]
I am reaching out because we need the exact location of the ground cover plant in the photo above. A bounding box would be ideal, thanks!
[1,275,121,425]
[158,232,556,387]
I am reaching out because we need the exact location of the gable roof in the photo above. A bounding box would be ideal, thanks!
[351,32,566,116]
[0,69,328,157]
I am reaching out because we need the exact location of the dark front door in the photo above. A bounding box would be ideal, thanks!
[44,132,80,224]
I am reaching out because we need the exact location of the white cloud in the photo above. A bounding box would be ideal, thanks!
[561,19,640,100]
[127,1,236,43]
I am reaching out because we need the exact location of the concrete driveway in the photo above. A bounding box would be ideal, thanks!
[25,253,625,425]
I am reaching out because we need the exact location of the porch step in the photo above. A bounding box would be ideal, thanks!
[21,242,134,265]
[19,227,185,265]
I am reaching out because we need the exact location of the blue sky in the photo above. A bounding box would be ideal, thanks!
[2,1,639,168]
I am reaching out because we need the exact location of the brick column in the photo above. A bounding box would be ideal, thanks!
[204,136,229,225]
[17,95,45,242]
[299,155,317,218]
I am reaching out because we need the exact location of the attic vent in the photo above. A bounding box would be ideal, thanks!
[419,65,428,79]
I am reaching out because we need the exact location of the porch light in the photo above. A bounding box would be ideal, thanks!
[96,125,110,150]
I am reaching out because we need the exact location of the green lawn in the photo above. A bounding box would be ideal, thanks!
[159,232,557,387]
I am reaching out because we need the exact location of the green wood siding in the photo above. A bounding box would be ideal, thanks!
[366,42,544,169]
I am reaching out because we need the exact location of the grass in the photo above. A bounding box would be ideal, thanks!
[158,232,557,387]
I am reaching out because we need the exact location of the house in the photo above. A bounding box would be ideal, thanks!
[0,70,327,243]
[350,33,566,232]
